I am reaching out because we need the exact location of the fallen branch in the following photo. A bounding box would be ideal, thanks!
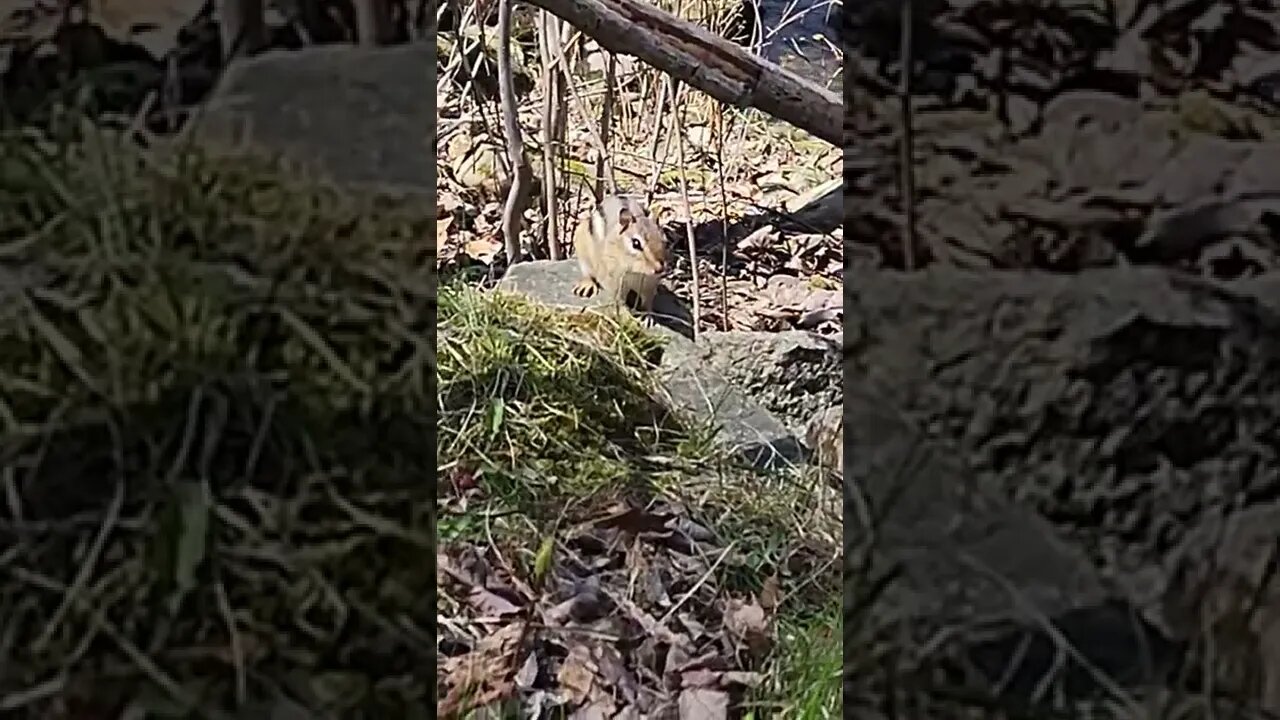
[519,0,842,147]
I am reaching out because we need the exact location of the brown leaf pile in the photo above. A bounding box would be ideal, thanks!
[437,501,780,719]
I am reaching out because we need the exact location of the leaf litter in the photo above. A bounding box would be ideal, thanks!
[437,283,840,716]
[436,499,784,720]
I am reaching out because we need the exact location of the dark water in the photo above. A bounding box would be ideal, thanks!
[757,0,842,88]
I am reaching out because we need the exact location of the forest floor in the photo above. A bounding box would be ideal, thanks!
[434,0,845,716]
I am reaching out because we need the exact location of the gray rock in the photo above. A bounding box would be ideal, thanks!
[495,259,694,338]
[656,329,806,470]
[846,380,1107,625]
[846,380,1180,702]
[190,42,433,196]
[693,330,840,434]
[497,260,803,469]
[846,265,1280,627]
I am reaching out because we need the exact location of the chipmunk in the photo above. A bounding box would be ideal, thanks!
[571,195,669,318]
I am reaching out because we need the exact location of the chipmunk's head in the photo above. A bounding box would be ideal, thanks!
[616,202,668,277]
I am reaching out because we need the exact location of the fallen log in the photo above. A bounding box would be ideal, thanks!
[519,0,842,147]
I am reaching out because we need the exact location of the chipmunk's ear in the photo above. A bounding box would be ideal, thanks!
[617,206,634,229]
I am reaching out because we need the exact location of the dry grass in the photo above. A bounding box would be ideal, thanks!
[0,119,433,718]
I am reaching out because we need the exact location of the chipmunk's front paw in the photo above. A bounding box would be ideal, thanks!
[639,312,659,329]
[572,277,600,298]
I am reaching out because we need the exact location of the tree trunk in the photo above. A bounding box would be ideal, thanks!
[518,0,841,147]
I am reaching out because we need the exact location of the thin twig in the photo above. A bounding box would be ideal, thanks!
[670,81,701,339]
[643,75,671,205]
[656,540,737,631]
[31,476,124,652]
[8,566,227,720]
[712,102,730,331]
[595,53,618,200]
[538,11,565,260]
[896,0,916,271]
[898,0,918,271]
[453,3,503,171]
[213,568,247,705]
[496,0,533,263]
[551,30,617,198]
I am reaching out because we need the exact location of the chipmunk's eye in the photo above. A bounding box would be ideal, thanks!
[630,237,644,252]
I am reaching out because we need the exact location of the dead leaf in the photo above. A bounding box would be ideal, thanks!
[468,585,521,617]
[437,214,454,248]
[614,706,643,720]
[542,585,607,625]
[592,645,638,703]
[463,234,503,265]
[439,622,524,716]
[736,225,778,252]
[719,671,763,688]
[445,132,474,163]
[685,124,713,148]
[90,0,206,57]
[438,190,464,216]
[680,669,719,688]
[676,611,709,640]
[514,651,539,689]
[557,643,598,705]
[570,699,614,720]
[457,145,500,190]
[1,1,62,43]
[677,688,728,720]
[668,649,724,677]
[724,598,772,660]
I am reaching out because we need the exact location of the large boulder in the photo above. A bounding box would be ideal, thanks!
[692,330,840,435]
[843,266,1280,705]
[497,260,804,469]
[847,265,1280,630]
[190,42,433,196]
[845,380,1182,701]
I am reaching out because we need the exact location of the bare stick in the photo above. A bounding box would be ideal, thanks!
[594,53,618,200]
[713,103,730,331]
[671,81,701,339]
[898,0,917,271]
[552,21,572,243]
[497,0,533,262]
[551,31,617,198]
[454,3,504,172]
[643,74,671,205]
[538,11,564,260]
